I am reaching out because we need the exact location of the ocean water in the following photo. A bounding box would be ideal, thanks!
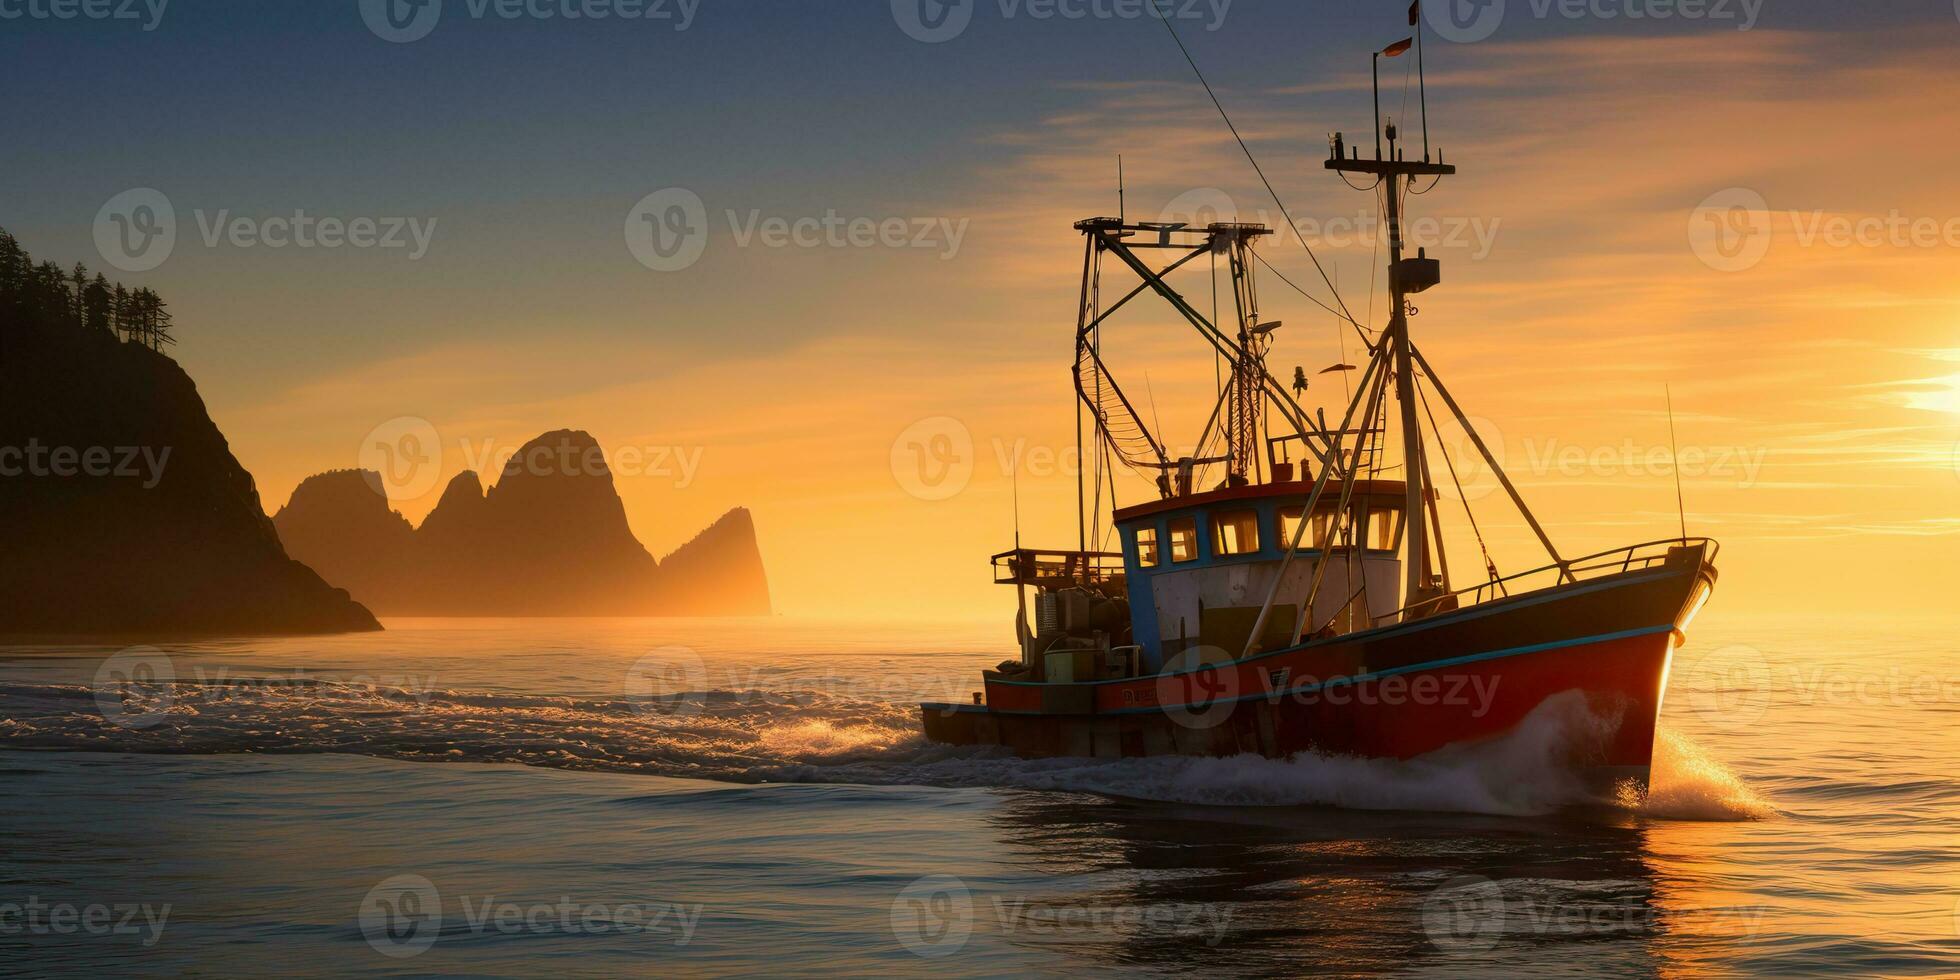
[1,612,1956,977]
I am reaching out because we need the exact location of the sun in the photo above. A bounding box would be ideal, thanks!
[1899,372,1960,416]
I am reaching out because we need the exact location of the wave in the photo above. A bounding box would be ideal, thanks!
[0,676,1767,820]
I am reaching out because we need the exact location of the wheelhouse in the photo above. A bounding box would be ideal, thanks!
[1113,479,1410,671]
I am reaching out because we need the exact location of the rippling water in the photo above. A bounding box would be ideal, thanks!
[1,612,1955,976]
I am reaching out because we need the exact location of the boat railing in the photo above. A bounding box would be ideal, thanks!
[1384,537,1720,625]
[991,549,1127,589]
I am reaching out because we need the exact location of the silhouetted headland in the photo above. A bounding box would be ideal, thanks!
[273,430,772,616]
[0,229,381,638]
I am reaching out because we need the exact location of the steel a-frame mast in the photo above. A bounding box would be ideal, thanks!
[1325,120,1454,613]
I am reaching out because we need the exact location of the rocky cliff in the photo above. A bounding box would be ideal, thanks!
[272,430,770,616]
[0,300,381,638]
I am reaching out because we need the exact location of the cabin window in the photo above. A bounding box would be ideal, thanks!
[1167,517,1199,563]
[1211,510,1260,556]
[1134,526,1161,568]
[1369,507,1402,550]
[1279,507,1332,550]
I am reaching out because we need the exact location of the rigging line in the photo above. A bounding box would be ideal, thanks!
[1397,47,1414,129]
[1251,251,1377,346]
[1212,248,1223,404]
[1368,180,1384,338]
[1156,14,1359,327]
[1090,249,1107,538]
[1338,171,1382,192]
[1332,265,1352,404]
[1415,370,1499,585]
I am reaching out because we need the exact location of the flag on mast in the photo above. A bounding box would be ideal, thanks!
[1409,0,1420,26]
[1382,37,1413,57]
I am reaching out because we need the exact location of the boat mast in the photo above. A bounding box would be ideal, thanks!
[1327,54,1455,618]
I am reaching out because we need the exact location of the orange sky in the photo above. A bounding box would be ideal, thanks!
[194,29,1958,622]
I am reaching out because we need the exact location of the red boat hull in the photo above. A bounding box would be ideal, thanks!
[921,557,1712,788]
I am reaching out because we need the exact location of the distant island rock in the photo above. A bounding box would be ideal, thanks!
[0,231,381,638]
[272,430,772,617]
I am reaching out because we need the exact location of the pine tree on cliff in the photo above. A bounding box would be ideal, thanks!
[133,288,174,350]
[0,226,172,348]
[83,274,112,336]
[0,231,25,310]
[112,284,133,342]
[70,262,89,326]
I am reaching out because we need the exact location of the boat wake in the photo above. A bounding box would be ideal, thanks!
[0,677,1767,820]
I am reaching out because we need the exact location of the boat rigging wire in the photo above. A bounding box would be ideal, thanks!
[1156,15,1363,334]
[1415,369,1502,588]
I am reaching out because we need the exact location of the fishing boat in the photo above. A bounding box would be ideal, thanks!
[917,20,1719,794]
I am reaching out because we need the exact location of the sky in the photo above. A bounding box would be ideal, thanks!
[3,1,1958,621]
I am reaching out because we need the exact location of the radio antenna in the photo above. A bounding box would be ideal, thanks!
[1117,155,1126,224]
